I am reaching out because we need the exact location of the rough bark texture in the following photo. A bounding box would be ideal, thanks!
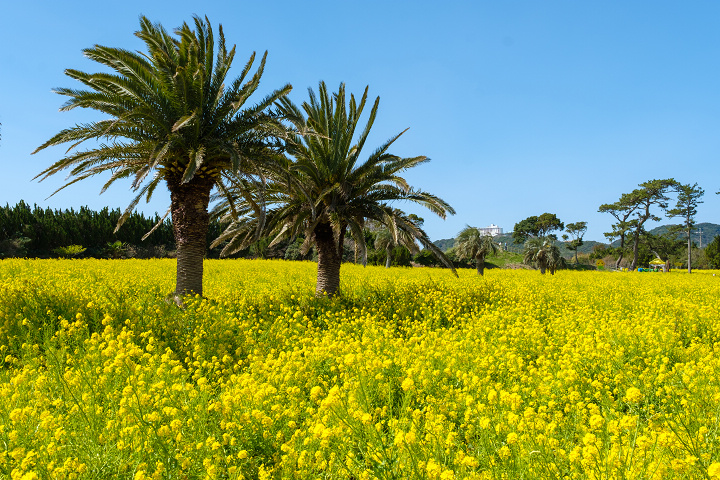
[630,230,641,271]
[475,255,485,276]
[314,222,341,297]
[169,176,214,300]
[385,250,392,268]
[614,235,625,270]
[630,203,652,271]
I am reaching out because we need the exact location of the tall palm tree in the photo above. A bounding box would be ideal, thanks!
[33,16,291,300]
[454,226,498,275]
[523,237,563,274]
[213,82,456,296]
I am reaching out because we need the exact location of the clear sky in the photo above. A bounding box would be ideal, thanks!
[1,1,719,243]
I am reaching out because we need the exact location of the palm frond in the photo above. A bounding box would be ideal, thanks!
[213,82,455,284]
[35,14,292,241]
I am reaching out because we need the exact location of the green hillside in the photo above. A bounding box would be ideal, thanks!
[433,238,455,251]
[647,222,720,248]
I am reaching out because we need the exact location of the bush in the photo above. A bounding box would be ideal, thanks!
[52,244,86,258]
[412,249,437,267]
[104,240,129,259]
[0,237,31,258]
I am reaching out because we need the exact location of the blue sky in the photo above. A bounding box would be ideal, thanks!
[1,1,719,243]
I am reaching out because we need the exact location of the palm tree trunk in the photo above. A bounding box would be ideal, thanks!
[475,254,485,276]
[385,249,392,268]
[314,221,341,297]
[169,177,214,300]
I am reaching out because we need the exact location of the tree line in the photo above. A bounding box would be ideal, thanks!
[0,201,179,258]
[447,178,718,276]
[597,179,707,273]
[495,178,717,273]
[0,202,447,267]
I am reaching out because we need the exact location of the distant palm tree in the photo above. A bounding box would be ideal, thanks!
[547,245,564,274]
[374,218,421,268]
[33,16,291,300]
[213,82,456,296]
[523,237,563,274]
[454,226,498,275]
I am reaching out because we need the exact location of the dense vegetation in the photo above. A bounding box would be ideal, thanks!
[0,202,449,267]
[0,202,206,259]
[5,199,717,272]
[2,260,720,479]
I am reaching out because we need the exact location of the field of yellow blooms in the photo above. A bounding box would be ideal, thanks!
[1,259,720,479]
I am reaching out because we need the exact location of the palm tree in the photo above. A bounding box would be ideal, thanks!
[546,244,564,274]
[454,226,498,275]
[213,82,456,296]
[523,237,563,274]
[33,16,291,300]
[374,226,421,269]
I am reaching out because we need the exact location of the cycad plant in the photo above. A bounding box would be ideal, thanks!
[523,237,563,274]
[213,82,455,296]
[374,216,422,268]
[33,16,291,300]
[454,226,498,275]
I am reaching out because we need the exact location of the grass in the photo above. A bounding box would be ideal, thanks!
[484,250,525,269]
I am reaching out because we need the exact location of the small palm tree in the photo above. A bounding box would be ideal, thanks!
[374,217,421,268]
[454,226,498,275]
[374,229,395,268]
[523,237,563,274]
[33,16,291,300]
[213,82,456,296]
[546,244,564,274]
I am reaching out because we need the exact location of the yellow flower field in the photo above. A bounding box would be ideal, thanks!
[0,259,719,479]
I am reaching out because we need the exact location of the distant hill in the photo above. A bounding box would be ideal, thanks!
[569,240,606,255]
[646,222,720,248]
[433,238,455,252]
[608,223,720,248]
[435,223,720,254]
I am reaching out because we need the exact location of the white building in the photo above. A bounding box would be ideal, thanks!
[478,224,503,236]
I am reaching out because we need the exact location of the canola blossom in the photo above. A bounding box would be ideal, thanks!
[0,259,719,479]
